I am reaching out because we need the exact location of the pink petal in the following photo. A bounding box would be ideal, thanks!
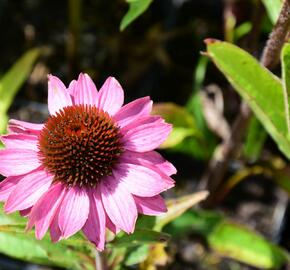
[83,187,106,250]
[120,150,177,176]
[122,119,172,152]
[27,183,65,239]
[1,134,38,151]
[20,207,32,217]
[134,195,167,215]
[73,73,98,106]
[101,176,137,234]
[0,175,23,201]
[97,77,124,116]
[8,119,43,135]
[58,186,90,239]
[5,169,52,213]
[121,115,163,134]
[106,214,120,234]
[114,97,152,128]
[114,163,175,197]
[0,149,41,177]
[47,75,72,115]
[50,207,62,242]
[68,79,77,97]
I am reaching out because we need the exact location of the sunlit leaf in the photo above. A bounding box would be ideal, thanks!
[0,204,94,269]
[209,221,288,269]
[0,48,41,133]
[120,0,153,31]
[165,209,289,269]
[0,230,94,269]
[206,40,290,159]
[155,191,209,231]
[261,0,282,24]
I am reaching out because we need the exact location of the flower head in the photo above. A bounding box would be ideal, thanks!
[0,73,176,250]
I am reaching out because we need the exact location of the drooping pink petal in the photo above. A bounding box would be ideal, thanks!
[0,149,41,177]
[101,176,137,234]
[120,150,177,176]
[20,207,32,217]
[122,118,172,152]
[114,163,175,197]
[73,73,98,106]
[0,175,23,201]
[97,77,124,115]
[5,169,52,213]
[47,75,72,115]
[27,183,66,240]
[8,119,43,135]
[1,134,38,151]
[83,187,106,250]
[106,214,120,234]
[134,195,167,215]
[58,186,90,239]
[114,97,152,128]
[50,207,62,242]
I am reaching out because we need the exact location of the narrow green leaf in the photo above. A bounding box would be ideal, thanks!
[209,221,288,269]
[108,229,170,248]
[155,191,209,231]
[206,40,290,159]
[281,43,290,133]
[243,116,267,161]
[261,0,282,24]
[120,0,153,31]
[0,48,41,132]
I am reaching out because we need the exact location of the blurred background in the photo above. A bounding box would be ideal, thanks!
[0,0,290,269]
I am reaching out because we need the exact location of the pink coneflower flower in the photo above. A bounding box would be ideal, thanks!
[0,74,176,250]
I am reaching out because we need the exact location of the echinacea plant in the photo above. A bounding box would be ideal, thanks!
[0,73,176,250]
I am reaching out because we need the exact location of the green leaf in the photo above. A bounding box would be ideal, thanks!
[165,210,289,269]
[108,229,170,248]
[0,48,41,133]
[234,22,252,41]
[124,245,150,266]
[155,191,209,231]
[282,43,290,131]
[164,210,222,237]
[261,0,282,24]
[0,204,94,269]
[243,116,267,161]
[0,204,26,226]
[209,221,288,269]
[0,230,94,269]
[206,40,290,159]
[120,0,153,31]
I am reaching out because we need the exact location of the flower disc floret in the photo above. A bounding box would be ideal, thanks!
[38,104,122,187]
